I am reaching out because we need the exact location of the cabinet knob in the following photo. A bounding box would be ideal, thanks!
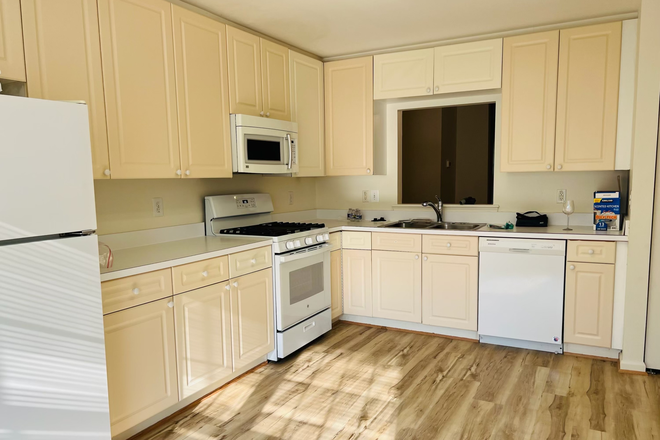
[266,112,270,117]
[251,258,257,264]
[202,270,208,277]
[176,169,182,175]
[588,249,594,255]
[225,284,231,290]
[260,111,264,116]
[434,85,439,92]
[366,168,371,174]
[104,169,111,176]
[426,87,431,93]
[167,301,174,308]
[557,164,563,170]
[446,243,452,248]
[415,255,419,260]
[233,282,238,287]
[132,288,140,295]
[185,170,190,176]
[546,164,551,170]
[569,265,575,270]
[423,256,428,261]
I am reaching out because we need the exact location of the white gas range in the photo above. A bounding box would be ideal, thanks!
[205,194,332,360]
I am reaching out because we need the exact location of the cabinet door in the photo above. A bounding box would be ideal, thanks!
[500,31,559,172]
[324,56,373,176]
[290,51,324,176]
[330,249,342,319]
[98,0,181,179]
[374,48,434,99]
[226,26,262,117]
[342,249,372,316]
[433,39,502,94]
[231,268,274,370]
[564,262,615,348]
[0,0,25,81]
[422,254,478,330]
[261,39,290,120]
[555,22,621,171]
[104,298,178,437]
[21,0,110,179]
[174,282,233,399]
[372,251,421,323]
[172,5,232,179]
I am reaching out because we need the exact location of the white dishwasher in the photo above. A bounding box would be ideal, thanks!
[478,237,566,353]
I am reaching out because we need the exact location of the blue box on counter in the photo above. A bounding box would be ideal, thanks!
[593,191,621,230]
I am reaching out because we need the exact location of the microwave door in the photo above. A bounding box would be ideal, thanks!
[237,128,291,174]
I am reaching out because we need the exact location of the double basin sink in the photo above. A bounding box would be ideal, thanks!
[378,219,486,231]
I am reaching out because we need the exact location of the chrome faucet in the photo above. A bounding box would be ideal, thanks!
[422,195,443,222]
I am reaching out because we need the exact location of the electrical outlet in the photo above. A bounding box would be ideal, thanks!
[362,190,370,202]
[370,190,380,202]
[152,197,164,217]
[557,189,567,204]
[288,191,294,205]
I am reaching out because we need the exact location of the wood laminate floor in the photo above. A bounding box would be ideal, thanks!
[133,323,660,440]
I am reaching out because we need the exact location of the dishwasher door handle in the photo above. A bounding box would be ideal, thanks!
[508,248,531,253]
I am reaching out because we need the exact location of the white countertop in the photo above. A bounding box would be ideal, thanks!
[100,236,272,282]
[319,219,628,241]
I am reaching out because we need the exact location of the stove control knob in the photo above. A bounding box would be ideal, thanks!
[286,241,295,250]
[323,233,330,240]
[294,240,301,248]
[305,237,313,245]
[316,234,324,242]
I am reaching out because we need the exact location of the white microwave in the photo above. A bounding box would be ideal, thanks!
[230,114,298,174]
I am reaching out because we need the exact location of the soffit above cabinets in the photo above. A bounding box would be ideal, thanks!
[181,0,638,58]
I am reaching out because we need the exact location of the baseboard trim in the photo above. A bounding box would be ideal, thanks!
[564,343,621,360]
[340,315,478,341]
[618,358,648,375]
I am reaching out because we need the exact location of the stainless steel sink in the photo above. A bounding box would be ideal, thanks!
[379,219,485,231]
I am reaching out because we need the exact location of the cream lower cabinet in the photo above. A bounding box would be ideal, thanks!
[564,262,615,348]
[421,254,478,331]
[231,268,274,370]
[324,56,373,176]
[342,249,372,316]
[0,0,26,82]
[104,297,178,437]
[174,282,233,399]
[372,250,422,323]
[330,249,343,319]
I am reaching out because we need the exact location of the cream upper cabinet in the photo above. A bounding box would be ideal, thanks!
[98,0,181,179]
[342,249,372,316]
[226,26,262,117]
[324,56,374,176]
[500,31,559,172]
[21,0,110,179]
[104,298,178,437]
[0,0,25,81]
[330,249,342,319]
[174,282,233,399]
[290,51,325,176]
[261,39,290,120]
[555,22,621,171]
[374,48,434,99]
[422,254,478,331]
[564,262,615,348]
[231,268,274,370]
[172,5,232,179]
[372,250,422,323]
[433,38,502,94]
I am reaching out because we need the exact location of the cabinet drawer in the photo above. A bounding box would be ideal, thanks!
[328,232,341,251]
[342,231,371,250]
[229,246,272,278]
[172,256,229,294]
[372,232,421,253]
[567,241,616,264]
[423,235,478,256]
[101,269,173,315]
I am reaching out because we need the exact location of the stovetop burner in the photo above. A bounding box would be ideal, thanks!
[220,221,326,237]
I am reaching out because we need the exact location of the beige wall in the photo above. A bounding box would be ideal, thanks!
[94,175,317,235]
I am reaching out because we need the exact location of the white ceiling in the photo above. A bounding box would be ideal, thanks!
[182,0,640,59]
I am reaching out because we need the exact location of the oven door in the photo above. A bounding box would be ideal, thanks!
[234,126,297,174]
[274,244,331,331]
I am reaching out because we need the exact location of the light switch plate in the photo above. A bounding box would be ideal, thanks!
[370,190,380,202]
[152,197,164,217]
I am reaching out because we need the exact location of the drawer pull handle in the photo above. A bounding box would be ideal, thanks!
[225,284,231,290]
[251,258,257,264]
[303,322,316,332]
[202,271,208,277]
[167,301,174,308]
[132,288,140,295]
[588,249,594,255]
[569,265,575,270]
[233,282,238,287]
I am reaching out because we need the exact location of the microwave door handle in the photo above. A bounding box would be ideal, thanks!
[286,133,292,170]
[278,244,330,263]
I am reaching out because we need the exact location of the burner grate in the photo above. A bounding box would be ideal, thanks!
[220,221,326,237]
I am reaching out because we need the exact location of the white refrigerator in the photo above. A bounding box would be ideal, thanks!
[0,95,111,438]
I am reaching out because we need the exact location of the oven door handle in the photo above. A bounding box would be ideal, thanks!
[277,244,330,263]
[286,133,292,170]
